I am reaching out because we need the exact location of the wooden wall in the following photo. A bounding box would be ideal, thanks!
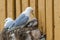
[0,0,60,40]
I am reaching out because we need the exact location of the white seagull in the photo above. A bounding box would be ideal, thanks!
[14,7,33,28]
[4,18,14,29]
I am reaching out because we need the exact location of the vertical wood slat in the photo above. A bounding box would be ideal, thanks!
[30,0,38,22]
[22,0,29,11]
[7,0,15,19]
[0,0,6,31]
[16,0,22,17]
[38,0,46,33]
[46,0,53,40]
[54,0,60,40]
[30,0,36,17]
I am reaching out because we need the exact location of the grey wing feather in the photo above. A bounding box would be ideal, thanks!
[15,14,25,22]
[8,14,28,29]
[20,16,29,25]
[14,14,25,25]
[15,15,29,26]
[8,22,15,29]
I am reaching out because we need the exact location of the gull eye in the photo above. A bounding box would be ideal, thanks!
[5,19,8,22]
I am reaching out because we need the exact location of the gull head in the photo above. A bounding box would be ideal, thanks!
[5,18,13,23]
[25,7,33,12]
[24,7,34,16]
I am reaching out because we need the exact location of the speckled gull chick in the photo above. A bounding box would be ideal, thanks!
[26,18,38,28]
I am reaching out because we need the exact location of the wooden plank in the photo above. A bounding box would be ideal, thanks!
[0,0,6,31]
[7,0,14,19]
[30,0,36,17]
[38,0,46,33]
[54,0,60,40]
[46,0,53,40]
[16,0,22,17]
[22,0,29,11]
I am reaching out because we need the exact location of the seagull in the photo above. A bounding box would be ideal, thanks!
[14,7,33,28]
[4,7,33,31]
[4,18,14,29]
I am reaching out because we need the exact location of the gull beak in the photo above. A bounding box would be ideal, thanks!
[32,13,34,17]
[31,10,34,17]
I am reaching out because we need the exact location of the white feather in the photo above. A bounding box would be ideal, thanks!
[22,7,33,17]
[4,18,14,28]
[14,7,33,28]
